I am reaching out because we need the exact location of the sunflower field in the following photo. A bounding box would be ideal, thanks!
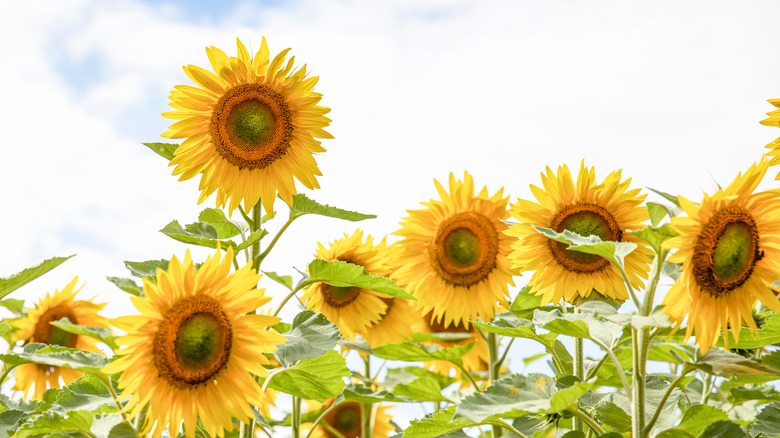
[4,36,780,438]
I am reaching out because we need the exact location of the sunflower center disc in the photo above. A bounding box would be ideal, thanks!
[153,295,233,388]
[324,402,362,437]
[549,202,622,273]
[692,206,761,297]
[210,83,294,170]
[428,211,499,286]
[34,305,78,348]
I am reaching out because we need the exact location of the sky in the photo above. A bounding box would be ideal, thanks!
[2,0,780,432]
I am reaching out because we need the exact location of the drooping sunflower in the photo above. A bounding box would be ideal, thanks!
[162,37,333,216]
[302,230,393,340]
[505,162,651,305]
[103,247,285,438]
[392,171,515,328]
[661,160,780,352]
[308,398,395,438]
[412,309,490,376]
[12,277,108,400]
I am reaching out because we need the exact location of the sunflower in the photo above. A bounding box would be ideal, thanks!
[392,171,515,328]
[162,37,333,216]
[661,160,780,352]
[505,162,651,305]
[11,277,108,400]
[357,296,418,349]
[308,398,395,438]
[413,309,490,376]
[103,247,285,438]
[302,230,393,340]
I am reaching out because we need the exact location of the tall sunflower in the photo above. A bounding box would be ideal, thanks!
[103,247,285,438]
[302,230,393,340]
[308,398,395,438]
[505,162,651,305]
[162,37,333,216]
[12,277,108,400]
[661,160,780,352]
[392,172,515,328]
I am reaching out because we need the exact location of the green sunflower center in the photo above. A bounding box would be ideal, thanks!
[549,202,622,273]
[153,295,233,388]
[210,83,294,170]
[692,206,762,297]
[174,313,223,371]
[227,100,276,146]
[34,306,78,348]
[428,211,500,286]
[324,402,362,437]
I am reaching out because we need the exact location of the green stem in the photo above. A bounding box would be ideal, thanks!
[251,202,262,270]
[494,419,529,438]
[319,421,347,438]
[700,372,713,405]
[644,368,694,435]
[487,332,502,438]
[573,335,585,433]
[570,407,606,436]
[95,374,129,424]
[454,362,482,391]
[256,216,297,265]
[495,337,514,371]
[272,280,313,318]
[292,396,302,438]
[631,326,648,438]
[589,338,631,403]
[362,355,372,438]
[0,363,18,398]
[584,353,609,381]
[306,399,345,438]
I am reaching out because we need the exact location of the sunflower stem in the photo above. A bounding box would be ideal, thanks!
[256,216,297,265]
[362,355,373,438]
[0,363,18,398]
[573,333,585,432]
[454,362,482,392]
[644,367,694,435]
[494,419,529,438]
[570,406,606,436]
[487,331,502,438]
[95,374,129,424]
[631,325,648,438]
[251,201,263,270]
[292,395,302,438]
[495,337,514,371]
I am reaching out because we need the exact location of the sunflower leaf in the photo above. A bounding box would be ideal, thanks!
[13,409,93,438]
[276,310,341,367]
[288,193,376,221]
[235,229,268,251]
[629,224,678,255]
[306,259,416,300]
[372,341,475,365]
[107,422,139,438]
[593,401,632,432]
[0,255,75,299]
[751,402,780,437]
[106,276,143,297]
[160,220,239,250]
[509,285,545,318]
[688,348,780,378]
[383,367,456,403]
[453,373,593,422]
[0,343,110,377]
[198,207,247,238]
[343,383,410,403]
[262,271,293,291]
[534,309,624,349]
[49,318,119,351]
[142,142,177,160]
[647,187,682,210]
[49,374,116,414]
[403,406,485,438]
[0,410,27,438]
[124,259,169,280]
[532,226,637,272]
[267,350,349,402]
[472,316,558,352]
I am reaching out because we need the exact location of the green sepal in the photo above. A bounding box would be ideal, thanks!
[0,255,75,299]
[0,299,25,317]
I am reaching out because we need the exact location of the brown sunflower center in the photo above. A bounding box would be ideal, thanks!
[210,83,294,170]
[33,305,78,348]
[323,401,362,438]
[692,206,762,297]
[548,202,622,273]
[153,295,233,388]
[428,211,499,286]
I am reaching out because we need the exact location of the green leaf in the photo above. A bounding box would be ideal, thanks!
[472,316,557,351]
[106,277,143,297]
[751,402,780,437]
[14,410,93,438]
[198,208,246,239]
[0,255,75,299]
[124,259,168,280]
[647,202,670,227]
[0,410,27,438]
[142,142,177,160]
[674,405,729,436]
[717,314,780,349]
[533,226,636,272]
[698,421,747,438]
[372,341,475,365]
[306,259,416,300]
[593,401,631,432]
[90,413,126,437]
[453,373,592,422]
[262,271,293,291]
[647,187,682,209]
[688,348,780,378]
[275,310,340,367]
[534,309,624,349]
[0,394,42,413]
[49,374,115,414]
[509,285,544,318]
[339,336,372,354]
[403,406,481,438]
[160,220,239,250]
[342,383,409,403]
[0,343,110,376]
[288,193,376,221]
[656,431,695,438]
[410,332,474,342]
[383,367,455,403]
[730,385,780,405]
[235,229,268,251]
[0,323,11,337]
[107,422,138,438]
[0,299,25,317]
[50,319,119,351]
[268,350,349,402]
[629,224,678,255]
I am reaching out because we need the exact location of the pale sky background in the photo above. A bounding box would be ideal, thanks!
[2,0,780,433]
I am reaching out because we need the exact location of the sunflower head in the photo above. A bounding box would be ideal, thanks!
[392,171,515,328]
[103,247,285,438]
[11,277,108,400]
[302,230,392,340]
[308,398,395,438]
[162,37,333,216]
[505,161,650,305]
[661,160,780,352]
